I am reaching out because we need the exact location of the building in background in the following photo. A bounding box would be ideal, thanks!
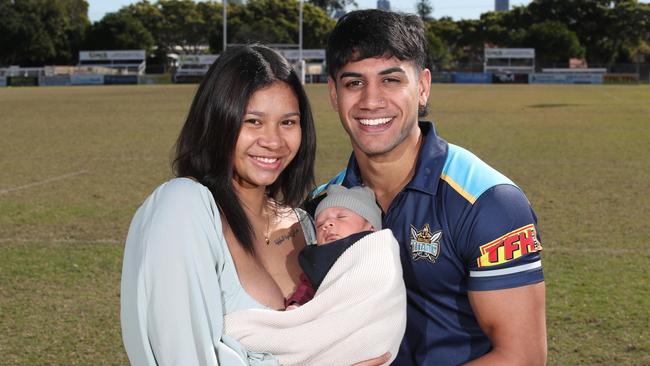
[377,0,390,11]
[495,0,509,11]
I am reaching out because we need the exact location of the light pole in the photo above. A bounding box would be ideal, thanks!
[223,0,227,52]
[299,0,305,84]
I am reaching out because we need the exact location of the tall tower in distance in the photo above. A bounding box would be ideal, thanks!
[495,0,509,11]
[377,0,391,11]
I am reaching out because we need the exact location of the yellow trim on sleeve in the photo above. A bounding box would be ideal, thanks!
[440,173,477,204]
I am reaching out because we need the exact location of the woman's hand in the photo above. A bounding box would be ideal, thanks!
[352,352,391,366]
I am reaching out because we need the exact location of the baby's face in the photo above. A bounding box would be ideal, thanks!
[315,207,374,244]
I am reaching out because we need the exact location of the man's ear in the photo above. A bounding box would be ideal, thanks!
[327,77,339,112]
[418,68,432,109]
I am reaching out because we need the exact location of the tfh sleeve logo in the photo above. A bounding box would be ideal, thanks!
[476,224,542,268]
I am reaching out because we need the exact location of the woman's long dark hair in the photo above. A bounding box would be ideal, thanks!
[173,44,316,255]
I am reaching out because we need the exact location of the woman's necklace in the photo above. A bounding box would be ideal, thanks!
[263,198,275,245]
[264,211,271,245]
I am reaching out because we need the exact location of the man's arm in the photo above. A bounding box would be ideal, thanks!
[465,282,547,366]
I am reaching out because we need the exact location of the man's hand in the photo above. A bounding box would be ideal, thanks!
[466,282,547,365]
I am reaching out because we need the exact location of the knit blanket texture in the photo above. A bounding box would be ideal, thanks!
[223,229,406,365]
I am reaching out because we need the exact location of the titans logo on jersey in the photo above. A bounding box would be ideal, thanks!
[410,224,441,263]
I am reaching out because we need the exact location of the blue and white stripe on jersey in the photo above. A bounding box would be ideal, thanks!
[470,260,542,278]
[440,144,516,204]
[310,170,346,199]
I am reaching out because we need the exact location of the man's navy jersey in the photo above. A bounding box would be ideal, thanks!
[309,122,544,365]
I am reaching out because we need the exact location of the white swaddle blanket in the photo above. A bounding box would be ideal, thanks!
[223,229,406,365]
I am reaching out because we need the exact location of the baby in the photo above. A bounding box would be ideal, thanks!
[314,184,382,245]
[286,184,382,308]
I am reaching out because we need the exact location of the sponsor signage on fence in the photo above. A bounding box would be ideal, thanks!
[542,68,606,73]
[71,74,105,85]
[604,74,638,84]
[79,50,146,61]
[39,75,72,86]
[8,76,38,86]
[485,48,535,59]
[431,72,453,83]
[453,72,493,84]
[104,75,138,85]
[492,73,529,84]
[173,74,204,84]
[279,49,326,60]
[530,73,604,84]
[571,73,603,84]
[0,76,6,87]
[530,74,568,84]
[178,54,219,65]
[138,74,172,85]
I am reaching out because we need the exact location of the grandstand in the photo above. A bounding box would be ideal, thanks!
[484,48,535,75]
[172,54,219,83]
[2,44,645,87]
[77,50,147,75]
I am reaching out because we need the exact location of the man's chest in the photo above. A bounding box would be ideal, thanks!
[384,193,468,295]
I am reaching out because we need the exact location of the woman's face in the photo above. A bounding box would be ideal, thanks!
[233,81,302,190]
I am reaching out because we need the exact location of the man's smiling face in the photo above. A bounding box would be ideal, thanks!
[328,56,430,157]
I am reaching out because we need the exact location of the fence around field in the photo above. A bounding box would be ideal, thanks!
[1,63,649,87]
[0,67,172,87]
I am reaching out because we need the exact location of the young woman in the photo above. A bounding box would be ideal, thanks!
[120,45,390,365]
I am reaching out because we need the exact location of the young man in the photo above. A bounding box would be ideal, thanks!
[312,9,547,365]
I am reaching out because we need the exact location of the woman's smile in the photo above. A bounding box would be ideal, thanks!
[233,81,302,189]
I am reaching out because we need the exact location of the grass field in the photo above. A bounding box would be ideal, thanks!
[1,83,649,365]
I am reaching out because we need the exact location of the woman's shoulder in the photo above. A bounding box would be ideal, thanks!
[148,177,213,208]
[154,176,208,197]
[134,177,220,227]
[128,177,226,257]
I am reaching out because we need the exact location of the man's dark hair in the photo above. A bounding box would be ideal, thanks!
[173,44,316,255]
[326,9,427,80]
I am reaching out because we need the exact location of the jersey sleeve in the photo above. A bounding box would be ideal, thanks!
[459,184,544,291]
[121,179,251,365]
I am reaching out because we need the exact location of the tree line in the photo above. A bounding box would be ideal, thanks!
[421,0,650,70]
[1,0,648,69]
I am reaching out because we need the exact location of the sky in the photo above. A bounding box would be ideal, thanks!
[87,0,537,23]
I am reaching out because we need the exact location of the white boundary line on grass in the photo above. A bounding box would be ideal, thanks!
[0,170,88,195]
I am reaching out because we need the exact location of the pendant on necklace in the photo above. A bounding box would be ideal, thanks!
[265,210,271,245]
